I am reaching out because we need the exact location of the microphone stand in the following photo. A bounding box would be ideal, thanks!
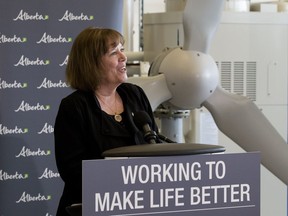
[157,133,176,143]
[143,130,158,144]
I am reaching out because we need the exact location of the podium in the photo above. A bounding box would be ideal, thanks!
[69,143,260,216]
[102,143,225,157]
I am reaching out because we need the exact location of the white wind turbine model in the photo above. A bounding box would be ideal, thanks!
[128,0,288,185]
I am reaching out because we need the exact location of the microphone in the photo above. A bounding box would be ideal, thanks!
[133,111,158,144]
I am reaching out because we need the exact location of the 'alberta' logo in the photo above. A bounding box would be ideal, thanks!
[60,55,69,66]
[36,32,72,44]
[0,33,27,43]
[0,124,28,135]
[15,101,50,112]
[38,123,54,134]
[0,78,28,89]
[14,55,50,66]
[13,10,49,21]
[16,146,51,158]
[0,170,29,181]
[38,168,60,179]
[16,192,51,203]
[59,10,94,21]
[37,78,69,89]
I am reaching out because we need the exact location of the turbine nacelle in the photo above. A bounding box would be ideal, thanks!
[152,47,219,110]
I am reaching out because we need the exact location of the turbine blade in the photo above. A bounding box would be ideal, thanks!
[183,0,225,53]
[128,74,172,111]
[203,87,288,185]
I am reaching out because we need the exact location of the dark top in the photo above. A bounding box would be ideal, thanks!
[54,83,158,216]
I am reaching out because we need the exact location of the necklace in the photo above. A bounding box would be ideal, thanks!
[96,93,123,122]
[114,113,122,122]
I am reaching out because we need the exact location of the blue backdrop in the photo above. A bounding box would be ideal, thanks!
[0,1,123,215]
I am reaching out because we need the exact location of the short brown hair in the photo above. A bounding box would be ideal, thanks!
[66,27,125,91]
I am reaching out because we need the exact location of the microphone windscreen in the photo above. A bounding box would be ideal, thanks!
[133,111,152,129]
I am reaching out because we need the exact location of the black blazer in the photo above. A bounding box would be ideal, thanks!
[54,83,158,216]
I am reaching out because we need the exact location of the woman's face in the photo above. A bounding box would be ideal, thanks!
[100,42,127,87]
